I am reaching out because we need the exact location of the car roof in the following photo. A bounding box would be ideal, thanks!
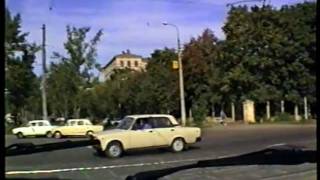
[29,120,50,123]
[126,114,175,119]
[67,119,90,121]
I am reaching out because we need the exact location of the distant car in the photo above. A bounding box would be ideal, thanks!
[91,114,201,158]
[49,119,104,138]
[12,120,57,138]
[110,118,122,126]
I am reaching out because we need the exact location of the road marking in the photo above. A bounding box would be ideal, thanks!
[6,142,315,175]
[6,157,205,175]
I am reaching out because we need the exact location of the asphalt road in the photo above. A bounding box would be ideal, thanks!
[5,124,317,180]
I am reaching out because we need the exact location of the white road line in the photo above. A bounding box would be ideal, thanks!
[6,142,315,176]
[6,157,205,175]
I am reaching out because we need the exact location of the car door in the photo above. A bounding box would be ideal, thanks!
[128,118,159,149]
[76,120,87,135]
[152,117,177,146]
[24,122,36,136]
[65,120,77,135]
[33,122,44,135]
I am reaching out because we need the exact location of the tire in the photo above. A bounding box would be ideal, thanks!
[16,132,24,139]
[96,149,105,157]
[105,141,123,158]
[54,131,62,139]
[86,131,94,137]
[46,131,52,138]
[171,138,185,152]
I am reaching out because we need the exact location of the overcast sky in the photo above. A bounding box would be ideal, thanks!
[6,0,309,76]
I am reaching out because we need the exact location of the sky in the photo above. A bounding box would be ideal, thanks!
[6,0,310,76]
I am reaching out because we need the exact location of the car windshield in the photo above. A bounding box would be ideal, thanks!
[116,117,134,130]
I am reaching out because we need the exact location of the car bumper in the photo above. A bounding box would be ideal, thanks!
[196,137,202,142]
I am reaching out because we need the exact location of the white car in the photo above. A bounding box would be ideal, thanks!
[91,114,201,158]
[12,120,57,138]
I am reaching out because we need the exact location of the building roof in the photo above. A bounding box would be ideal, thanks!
[102,50,143,70]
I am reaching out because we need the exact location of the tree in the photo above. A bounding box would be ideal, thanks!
[47,26,103,118]
[5,8,40,124]
[182,29,221,121]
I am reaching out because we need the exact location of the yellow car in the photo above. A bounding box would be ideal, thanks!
[50,119,103,138]
[91,114,201,158]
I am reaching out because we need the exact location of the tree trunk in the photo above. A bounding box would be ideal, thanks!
[211,106,215,118]
[189,108,193,123]
[294,104,299,121]
[231,102,235,122]
[304,97,308,120]
[281,100,285,113]
[266,101,270,120]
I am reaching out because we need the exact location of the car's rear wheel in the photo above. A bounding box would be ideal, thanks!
[46,131,52,138]
[54,131,62,139]
[171,138,185,152]
[105,141,123,158]
[16,132,24,139]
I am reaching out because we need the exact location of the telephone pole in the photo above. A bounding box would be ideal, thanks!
[41,24,48,120]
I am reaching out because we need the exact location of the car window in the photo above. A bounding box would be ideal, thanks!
[30,122,37,127]
[133,118,153,130]
[78,121,84,125]
[38,122,44,126]
[117,117,134,130]
[69,121,77,126]
[151,117,173,128]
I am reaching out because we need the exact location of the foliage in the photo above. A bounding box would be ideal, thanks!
[5,2,316,125]
[47,26,103,118]
[5,8,40,124]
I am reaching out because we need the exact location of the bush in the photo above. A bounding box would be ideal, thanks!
[273,113,294,122]
[193,104,208,123]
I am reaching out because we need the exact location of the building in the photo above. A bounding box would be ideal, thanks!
[100,50,147,81]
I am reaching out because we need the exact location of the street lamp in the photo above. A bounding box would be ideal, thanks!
[162,22,187,126]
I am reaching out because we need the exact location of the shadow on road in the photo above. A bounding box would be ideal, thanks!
[126,144,316,180]
[93,146,201,158]
[7,178,71,180]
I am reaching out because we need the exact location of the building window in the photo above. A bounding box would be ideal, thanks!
[135,61,138,67]
[127,61,131,67]
[120,61,124,67]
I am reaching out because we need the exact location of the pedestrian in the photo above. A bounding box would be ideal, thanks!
[220,110,227,126]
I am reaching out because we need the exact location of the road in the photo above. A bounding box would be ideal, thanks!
[5,124,316,180]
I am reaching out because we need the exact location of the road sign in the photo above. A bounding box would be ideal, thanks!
[172,60,179,69]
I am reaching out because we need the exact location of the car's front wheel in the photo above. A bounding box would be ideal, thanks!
[105,141,123,158]
[46,131,52,138]
[16,132,24,139]
[171,138,185,152]
[54,131,62,139]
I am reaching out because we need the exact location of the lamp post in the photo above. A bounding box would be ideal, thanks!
[162,22,186,126]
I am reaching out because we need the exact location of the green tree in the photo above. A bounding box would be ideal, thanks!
[5,8,40,123]
[47,26,103,118]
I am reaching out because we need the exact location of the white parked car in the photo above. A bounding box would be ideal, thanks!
[91,114,202,158]
[12,120,57,138]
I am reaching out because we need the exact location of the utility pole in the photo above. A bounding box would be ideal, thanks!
[41,24,48,120]
[162,22,187,126]
[304,97,308,120]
